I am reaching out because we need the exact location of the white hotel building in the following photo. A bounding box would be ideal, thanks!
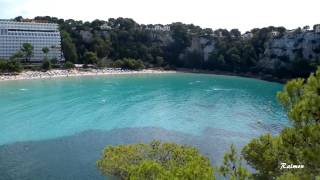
[0,20,63,62]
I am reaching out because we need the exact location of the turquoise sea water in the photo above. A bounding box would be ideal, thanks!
[0,73,288,179]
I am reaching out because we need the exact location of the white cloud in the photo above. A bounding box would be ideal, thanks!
[0,0,319,32]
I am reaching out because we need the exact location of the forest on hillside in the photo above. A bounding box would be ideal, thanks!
[13,16,320,80]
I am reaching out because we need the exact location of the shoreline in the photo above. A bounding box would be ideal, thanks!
[0,68,287,83]
[0,68,176,81]
[176,68,287,84]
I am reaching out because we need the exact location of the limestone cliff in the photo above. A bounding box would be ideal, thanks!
[259,31,320,70]
[181,30,320,70]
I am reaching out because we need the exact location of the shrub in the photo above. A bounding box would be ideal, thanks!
[50,58,58,65]
[112,59,124,68]
[0,60,23,73]
[97,140,215,180]
[96,59,106,68]
[121,58,145,70]
[64,61,75,69]
[155,56,164,67]
[0,60,6,73]
[111,58,145,70]
[164,64,175,70]
[8,60,23,72]
[41,59,51,71]
[83,51,98,64]
[30,65,41,71]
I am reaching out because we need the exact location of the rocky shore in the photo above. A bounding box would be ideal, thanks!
[0,68,176,81]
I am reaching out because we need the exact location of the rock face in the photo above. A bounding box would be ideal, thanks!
[80,30,93,43]
[266,32,320,60]
[178,30,320,70]
[149,31,173,46]
[185,36,215,61]
[75,25,320,72]
[259,31,320,70]
[203,44,215,61]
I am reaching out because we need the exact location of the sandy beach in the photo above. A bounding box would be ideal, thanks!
[0,68,176,81]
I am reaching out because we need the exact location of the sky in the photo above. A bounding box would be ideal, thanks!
[0,0,319,33]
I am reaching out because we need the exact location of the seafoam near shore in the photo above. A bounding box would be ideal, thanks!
[0,68,176,81]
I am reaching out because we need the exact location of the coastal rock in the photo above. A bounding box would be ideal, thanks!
[184,36,215,61]
[265,31,320,61]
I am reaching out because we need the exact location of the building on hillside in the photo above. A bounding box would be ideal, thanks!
[0,20,63,62]
[271,30,280,38]
[146,25,170,32]
[155,25,170,31]
[100,23,112,30]
[242,32,253,39]
[302,25,310,32]
[213,31,223,38]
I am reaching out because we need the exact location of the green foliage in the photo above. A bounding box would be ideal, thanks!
[123,58,145,70]
[14,16,23,22]
[277,68,320,126]
[50,58,58,65]
[96,59,105,68]
[61,31,78,63]
[42,47,50,58]
[97,140,215,180]
[183,51,204,68]
[21,43,34,63]
[8,60,23,72]
[96,59,113,68]
[93,36,111,58]
[0,61,6,71]
[112,58,145,70]
[128,160,170,179]
[290,56,316,78]
[10,51,24,61]
[230,29,241,38]
[207,30,258,72]
[0,60,23,73]
[83,51,98,64]
[63,61,75,69]
[155,56,164,67]
[219,144,252,180]
[165,23,191,66]
[276,172,301,180]
[112,59,124,68]
[242,134,284,179]
[41,59,52,71]
[242,67,320,179]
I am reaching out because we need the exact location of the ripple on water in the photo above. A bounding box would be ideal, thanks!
[19,88,28,91]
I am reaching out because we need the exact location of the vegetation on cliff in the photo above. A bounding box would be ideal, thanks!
[13,16,320,79]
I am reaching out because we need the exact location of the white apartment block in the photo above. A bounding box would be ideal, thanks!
[0,20,63,62]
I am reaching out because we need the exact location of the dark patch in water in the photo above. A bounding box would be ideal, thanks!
[0,127,249,180]
[247,121,286,135]
[202,127,259,139]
